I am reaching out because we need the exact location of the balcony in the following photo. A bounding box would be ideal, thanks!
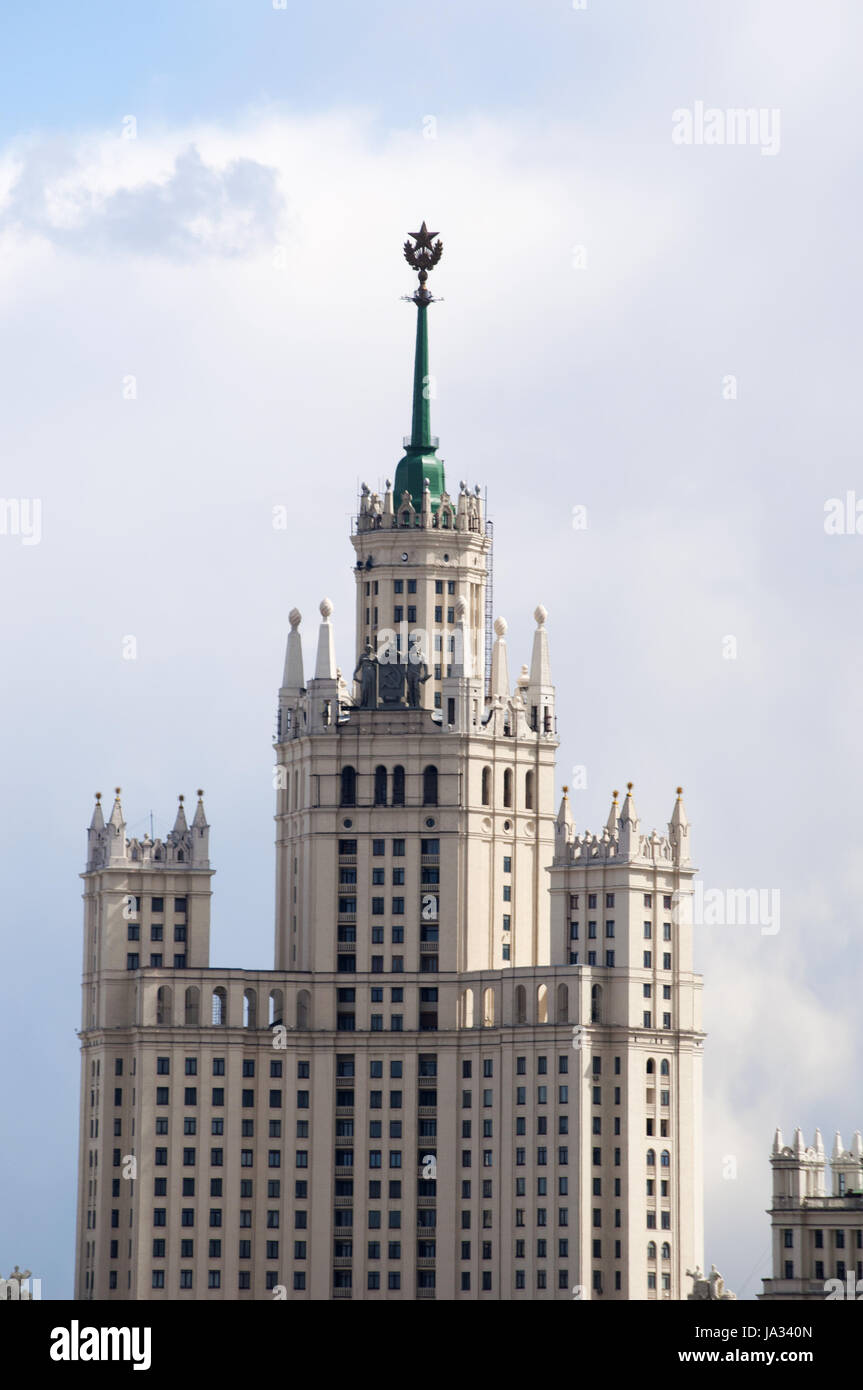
[334,1257,353,1268]
[334,1197,353,1208]
[339,855,357,866]
[335,1106,354,1118]
[336,941,356,952]
[418,1107,436,1119]
[418,1077,437,1088]
[421,856,439,867]
[338,910,357,923]
[332,1288,352,1299]
[416,1289,435,1299]
[417,1196,435,1208]
[420,942,438,954]
[417,1257,436,1268]
[335,1166,354,1178]
[416,1227,437,1237]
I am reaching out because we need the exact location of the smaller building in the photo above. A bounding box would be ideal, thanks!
[760,1127,863,1299]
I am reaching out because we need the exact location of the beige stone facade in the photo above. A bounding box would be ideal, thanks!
[75,296,704,1301]
[760,1128,863,1300]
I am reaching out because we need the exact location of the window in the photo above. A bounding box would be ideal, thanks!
[423,766,438,805]
[374,765,387,805]
[340,766,357,807]
[392,766,405,806]
[481,767,491,805]
[503,769,512,807]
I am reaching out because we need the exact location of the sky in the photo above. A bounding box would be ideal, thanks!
[0,0,860,1301]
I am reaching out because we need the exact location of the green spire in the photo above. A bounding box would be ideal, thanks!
[410,300,432,449]
[394,223,446,512]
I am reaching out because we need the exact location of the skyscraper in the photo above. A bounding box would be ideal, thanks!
[75,228,704,1301]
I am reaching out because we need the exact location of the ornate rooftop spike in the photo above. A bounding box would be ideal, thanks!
[403,222,443,306]
[395,223,445,511]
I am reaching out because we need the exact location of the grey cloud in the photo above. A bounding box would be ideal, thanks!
[2,143,283,259]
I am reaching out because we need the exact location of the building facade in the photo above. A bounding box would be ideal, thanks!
[74,229,704,1301]
[760,1128,863,1300]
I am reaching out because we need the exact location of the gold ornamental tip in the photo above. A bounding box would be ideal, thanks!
[676,786,683,797]
[95,791,101,801]
[197,789,204,798]
[612,789,619,800]
[114,786,122,795]
[562,785,569,795]
[178,794,184,803]
[626,781,633,792]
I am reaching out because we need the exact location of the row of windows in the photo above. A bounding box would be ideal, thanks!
[783,1229,863,1249]
[333,1054,578,1079]
[151,1269,282,1290]
[153,1088,306,1107]
[128,925,186,942]
[569,893,674,911]
[364,578,456,597]
[341,767,437,807]
[340,838,432,857]
[125,896,187,916]
[567,953,675,985]
[783,1260,863,1280]
[569,921,672,942]
[127,954,186,970]
[152,1058,308,1078]
[480,766,534,810]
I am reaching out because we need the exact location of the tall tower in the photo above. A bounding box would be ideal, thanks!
[75,226,704,1303]
[274,225,558,978]
[350,223,489,710]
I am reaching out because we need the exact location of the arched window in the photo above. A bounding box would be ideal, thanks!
[297,989,311,1030]
[525,770,535,810]
[503,768,513,808]
[340,765,356,806]
[646,1149,656,1167]
[556,983,569,1023]
[423,765,438,806]
[660,1059,669,1076]
[269,989,284,1026]
[591,984,602,1024]
[156,985,172,1026]
[647,1241,657,1260]
[462,989,475,1028]
[212,987,227,1026]
[374,765,387,806]
[646,1059,655,1074]
[660,1150,670,1168]
[514,984,527,1024]
[184,986,200,1026]
[243,989,257,1029]
[481,766,491,806]
[392,765,405,806]
[537,983,548,1024]
[661,1243,670,1260]
[482,986,495,1027]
